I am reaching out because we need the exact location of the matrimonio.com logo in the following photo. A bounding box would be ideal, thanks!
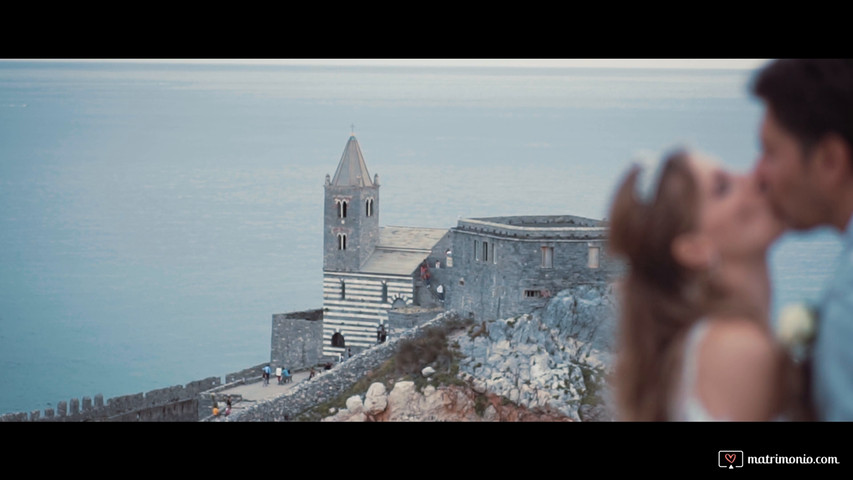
[717,450,840,469]
[719,450,744,469]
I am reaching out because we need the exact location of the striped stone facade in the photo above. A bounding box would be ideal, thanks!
[321,134,447,359]
[321,271,415,357]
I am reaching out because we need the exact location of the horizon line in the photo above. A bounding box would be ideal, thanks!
[1,58,772,70]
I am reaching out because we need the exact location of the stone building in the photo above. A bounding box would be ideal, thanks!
[321,134,449,359]
[445,215,620,321]
[272,133,619,370]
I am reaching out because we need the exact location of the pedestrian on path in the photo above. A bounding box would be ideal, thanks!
[262,365,271,386]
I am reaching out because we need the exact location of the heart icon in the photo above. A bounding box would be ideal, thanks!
[725,453,736,464]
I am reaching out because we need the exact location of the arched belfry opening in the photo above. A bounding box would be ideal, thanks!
[336,199,348,218]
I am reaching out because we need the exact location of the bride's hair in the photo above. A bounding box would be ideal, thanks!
[607,149,711,421]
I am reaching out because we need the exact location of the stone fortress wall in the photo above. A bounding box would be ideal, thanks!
[447,215,622,321]
[0,363,267,422]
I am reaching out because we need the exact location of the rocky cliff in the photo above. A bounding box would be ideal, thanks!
[320,284,617,422]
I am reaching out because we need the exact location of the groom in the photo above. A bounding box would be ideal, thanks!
[751,59,853,421]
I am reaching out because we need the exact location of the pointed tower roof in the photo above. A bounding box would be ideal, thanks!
[331,135,374,187]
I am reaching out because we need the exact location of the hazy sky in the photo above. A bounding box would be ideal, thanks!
[237,59,772,70]
[7,58,771,70]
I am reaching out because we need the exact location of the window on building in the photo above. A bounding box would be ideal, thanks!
[381,281,388,303]
[340,280,346,299]
[366,198,374,217]
[491,242,496,264]
[337,233,347,250]
[524,289,542,298]
[474,240,479,261]
[541,246,554,268]
[588,245,600,269]
[483,241,489,262]
[337,200,348,218]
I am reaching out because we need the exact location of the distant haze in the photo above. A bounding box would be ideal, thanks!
[10,58,772,70]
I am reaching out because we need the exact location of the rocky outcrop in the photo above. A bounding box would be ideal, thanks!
[321,283,617,422]
[324,380,573,422]
[459,283,614,421]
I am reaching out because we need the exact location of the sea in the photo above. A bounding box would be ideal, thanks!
[0,59,843,415]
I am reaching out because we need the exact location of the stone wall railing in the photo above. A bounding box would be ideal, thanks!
[0,363,269,422]
[221,310,464,422]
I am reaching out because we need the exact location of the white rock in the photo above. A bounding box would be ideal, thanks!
[386,381,418,417]
[471,379,487,394]
[364,382,388,415]
[419,388,448,416]
[345,412,367,422]
[345,395,364,414]
[491,339,512,356]
[421,366,436,377]
[483,404,498,421]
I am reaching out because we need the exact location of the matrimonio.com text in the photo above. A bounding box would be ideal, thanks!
[718,450,841,469]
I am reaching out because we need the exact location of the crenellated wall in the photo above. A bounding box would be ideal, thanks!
[0,364,270,422]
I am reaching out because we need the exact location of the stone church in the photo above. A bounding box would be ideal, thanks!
[321,134,450,359]
[270,133,619,370]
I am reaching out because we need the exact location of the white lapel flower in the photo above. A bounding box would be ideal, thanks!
[776,302,818,360]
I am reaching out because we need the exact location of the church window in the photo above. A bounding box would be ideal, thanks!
[381,281,388,303]
[541,246,554,268]
[337,200,348,219]
[340,280,346,299]
[588,245,600,269]
[474,240,479,261]
[337,233,347,250]
[366,198,374,217]
[483,241,489,262]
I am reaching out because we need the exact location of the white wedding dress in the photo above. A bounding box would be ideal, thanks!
[670,319,787,422]
[670,320,728,421]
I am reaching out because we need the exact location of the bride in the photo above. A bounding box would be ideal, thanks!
[607,148,802,421]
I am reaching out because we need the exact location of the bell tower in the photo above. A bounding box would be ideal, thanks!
[323,134,380,273]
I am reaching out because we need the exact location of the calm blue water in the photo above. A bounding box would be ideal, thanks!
[0,60,842,415]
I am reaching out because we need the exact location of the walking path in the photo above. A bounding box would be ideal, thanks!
[208,369,315,420]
